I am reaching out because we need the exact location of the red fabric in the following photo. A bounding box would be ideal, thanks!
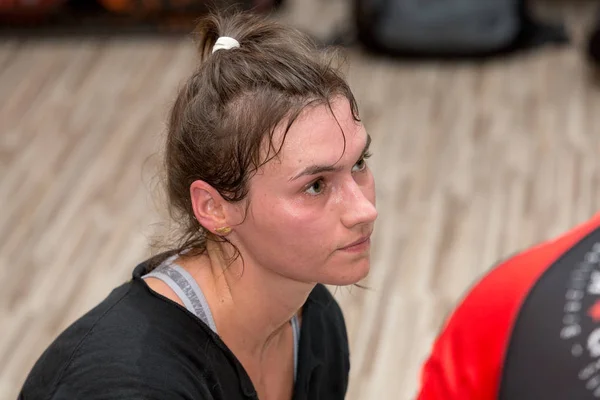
[416,213,600,400]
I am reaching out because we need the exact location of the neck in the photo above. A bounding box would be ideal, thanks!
[185,240,314,357]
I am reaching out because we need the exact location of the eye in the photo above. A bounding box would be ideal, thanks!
[352,151,371,173]
[305,178,326,196]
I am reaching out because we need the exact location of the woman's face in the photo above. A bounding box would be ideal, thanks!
[232,97,377,286]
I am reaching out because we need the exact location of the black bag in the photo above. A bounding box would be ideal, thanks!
[352,0,568,58]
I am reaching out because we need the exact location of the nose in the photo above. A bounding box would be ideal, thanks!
[340,180,378,229]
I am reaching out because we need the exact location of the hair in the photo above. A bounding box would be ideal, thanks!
[148,10,360,270]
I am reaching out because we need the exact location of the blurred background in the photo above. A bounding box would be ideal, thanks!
[2,0,600,398]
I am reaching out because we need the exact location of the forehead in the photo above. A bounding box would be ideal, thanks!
[273,98,364,167]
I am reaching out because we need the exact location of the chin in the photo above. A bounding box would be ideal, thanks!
[321,258,371,286]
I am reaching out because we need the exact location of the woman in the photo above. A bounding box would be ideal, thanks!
[19,10,377,400]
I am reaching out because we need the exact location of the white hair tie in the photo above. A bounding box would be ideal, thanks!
[212,37,240,54]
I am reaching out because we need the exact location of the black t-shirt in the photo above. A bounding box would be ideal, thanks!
[19,259,350,400]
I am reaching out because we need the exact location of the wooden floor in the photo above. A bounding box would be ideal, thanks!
[3,0,600,398]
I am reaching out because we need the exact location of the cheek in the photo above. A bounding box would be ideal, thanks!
[366,172,376,205]
[248,194,333,252]
[262,196,329,236]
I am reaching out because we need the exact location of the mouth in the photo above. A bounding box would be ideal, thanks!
[339,234,372,252]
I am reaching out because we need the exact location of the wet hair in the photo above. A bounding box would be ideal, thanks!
[149,10,360,269]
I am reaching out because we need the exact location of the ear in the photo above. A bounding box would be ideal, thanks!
[190,180,236,235]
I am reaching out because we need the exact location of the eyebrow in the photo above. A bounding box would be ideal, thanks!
[289,134,372,182]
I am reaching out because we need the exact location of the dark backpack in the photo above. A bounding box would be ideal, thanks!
[352,0,568,58]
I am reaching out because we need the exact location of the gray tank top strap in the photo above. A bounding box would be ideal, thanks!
[291,314,300,383]
[144,256,301,383]
[142,261,217,333]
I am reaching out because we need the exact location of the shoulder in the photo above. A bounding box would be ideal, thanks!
[308,283,342,309]
[300,284,350,397]
[305,283,350,357]
[416,213,600,400]
[442,212,600,343]
[307,284,347,333]
[20,279,216,400]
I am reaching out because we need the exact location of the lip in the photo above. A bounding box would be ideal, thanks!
[339,235,371,251]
